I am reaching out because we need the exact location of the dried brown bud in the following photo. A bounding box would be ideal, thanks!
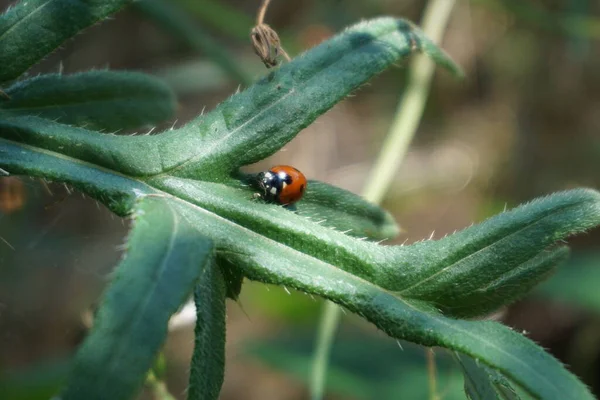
[251,23,290,68]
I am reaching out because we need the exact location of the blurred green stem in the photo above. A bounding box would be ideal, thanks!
[310,300,343,400]
[146,371,176,400]
[361,0,457,203]
[309,0,457,399]
[426,348,439,400]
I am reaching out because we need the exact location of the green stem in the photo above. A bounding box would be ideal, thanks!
[426,348,439,400]
[309,1,457,398]
[310,299,343,400]
[362,0,458,204]
[146,371,177,400]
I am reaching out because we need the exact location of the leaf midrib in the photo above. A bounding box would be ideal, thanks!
[398,202,579,294]
[0,137,152,186]
[103,202,180,386]
[154,22,412,177]
[152,87,297,178]
[0,1,52,44]
[424,311,560,397]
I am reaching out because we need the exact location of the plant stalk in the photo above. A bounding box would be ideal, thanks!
[257,0,272,25]
[309,0,457,398]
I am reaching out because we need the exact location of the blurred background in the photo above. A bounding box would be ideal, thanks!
[0,0,599,399]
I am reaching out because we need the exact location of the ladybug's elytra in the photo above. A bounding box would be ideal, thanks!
[257,165,307,205]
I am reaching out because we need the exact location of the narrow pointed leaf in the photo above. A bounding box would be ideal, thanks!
[1,71,176,131]
[61,197,213,400]
[297,180,400,240]
[218,256,244,300]
[456,353,501,400]
[150,17,462,179]
[0,116,165,178]
[0,0,134,83]
[188,256,226,400]
[392,191,600,317]
[455,353,522,400]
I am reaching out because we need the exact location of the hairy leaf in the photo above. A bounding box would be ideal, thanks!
[61,197,213,400]
[455,353,522,400]
[0,16,597,400]
[188,255,226,400]
[149,17,462,180]
[297,180,400,240]
[390,190,600,316]
[1,71,176,131]
[0,0,134,83]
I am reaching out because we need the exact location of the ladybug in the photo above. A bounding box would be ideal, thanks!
[256,165,307,205]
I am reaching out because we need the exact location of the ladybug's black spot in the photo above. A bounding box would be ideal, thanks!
[299,184,305,193]
[283,175,293,185]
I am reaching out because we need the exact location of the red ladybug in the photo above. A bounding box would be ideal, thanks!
[257,165,307,205]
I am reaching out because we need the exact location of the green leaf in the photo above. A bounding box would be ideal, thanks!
[0,0,134,83]
[297,180,400,240]
[135,0,250,85]
[1,71,176,131]
[149,17,461,180]
[217,256,244,300]
[457,353,500,400]
[485,369,524,400]
[61,197,213,400]
[392,191,600,317]
[188,255,226,400]
[454,353,522,400]
[0,16,598,400]
[156,190,597,400]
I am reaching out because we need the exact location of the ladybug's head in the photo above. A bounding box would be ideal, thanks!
[256,171,278,197]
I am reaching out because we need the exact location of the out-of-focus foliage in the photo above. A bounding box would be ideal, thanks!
[537,253,600,311]
[244,331,466,400]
